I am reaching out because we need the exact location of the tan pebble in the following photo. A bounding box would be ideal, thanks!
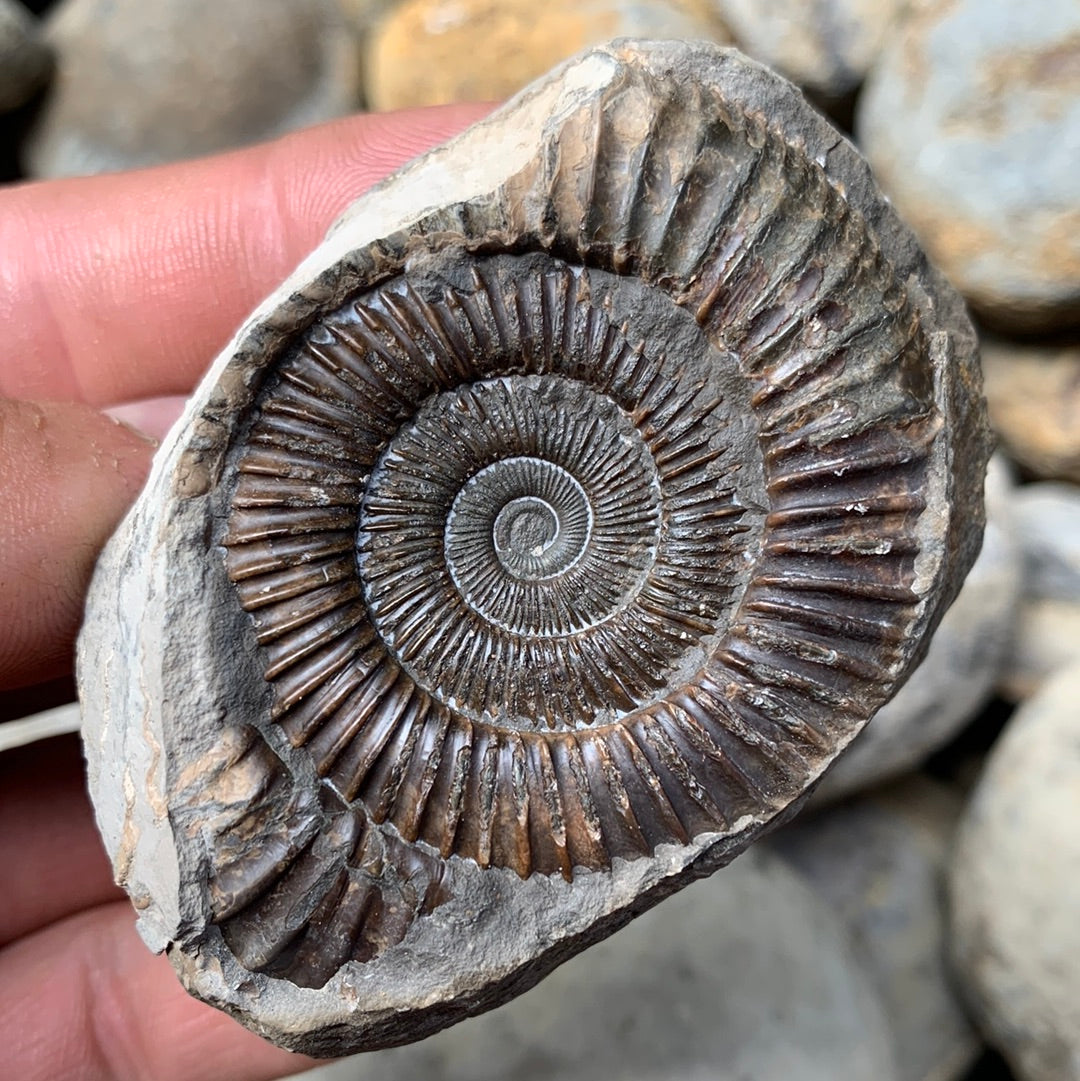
[365,0,729,110]
[981,338,1080,484]
[999,597,1080,701]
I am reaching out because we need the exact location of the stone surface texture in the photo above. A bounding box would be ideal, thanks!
[1012,482,1080,601]
[951,663,1080,1080]
[364,0,729,109]
[78,42,989,1053]
[982,338,1080,484]
[999,479,1080,701]
[23,0,359,178]
[857,0,1080,333]
[1000,598,1080,703]
[297,850,900,1081]
[815,455,1021,802]
[711,0,906,101]
[336,0,400,36]
[770,778,981,1081]
[0,0,51,112]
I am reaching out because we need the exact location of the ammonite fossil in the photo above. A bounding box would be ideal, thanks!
[78,40,990,1054]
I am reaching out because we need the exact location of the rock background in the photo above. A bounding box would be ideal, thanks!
[3,1,1078,1079]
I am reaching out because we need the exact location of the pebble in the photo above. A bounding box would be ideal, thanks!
[23,0,360,178]
[981,338,1080,484]
[0,0,52,113]
[950,662,1080,1080]
[710,0,905,103]
[815,455,1022,801]
[363,0,730,111]
[856,0,1080,333]
[770,777,982,1081]
[299,848,899,1081]
[336,0,400,36]
[1012,482,1080,601]
[1000,598,1080,702]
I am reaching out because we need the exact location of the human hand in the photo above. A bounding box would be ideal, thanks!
[0,102,489,1081]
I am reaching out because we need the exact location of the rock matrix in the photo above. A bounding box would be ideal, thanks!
[77,42,988,1052]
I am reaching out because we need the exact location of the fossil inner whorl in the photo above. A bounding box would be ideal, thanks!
[359,374,670,728]
[224,253,767,875]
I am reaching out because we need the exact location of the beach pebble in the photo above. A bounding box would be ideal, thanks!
[710,0,905,102]
[857,0,1080,333]
[336,0,399,36]
[297,849,899,1081]
[1012,482,1080,601]
[771,777,982,1081]
[1000,598,1080,702]
[0,0,51,113]
[815,456,1021,801]
[364,0,729,110]
[23,0,360,177]
[951,663,1080,1080]
[982,338,1080,484]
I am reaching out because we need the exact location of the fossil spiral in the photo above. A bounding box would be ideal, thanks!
[79,41,990,1053]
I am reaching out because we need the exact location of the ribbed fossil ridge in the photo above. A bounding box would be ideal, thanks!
[204,48,952,991]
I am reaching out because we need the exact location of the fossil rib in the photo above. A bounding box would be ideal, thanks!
[78,40,990,1055]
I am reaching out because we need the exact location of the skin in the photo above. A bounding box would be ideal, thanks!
[0,103,489,1081]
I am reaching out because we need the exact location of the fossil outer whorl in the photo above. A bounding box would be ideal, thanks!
[77,41,990,1054]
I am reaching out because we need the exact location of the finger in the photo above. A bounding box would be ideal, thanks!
[0,398,154,689]
[106,395,187,443]
[0,103,491,408]
[0,901,321,1081]
[0,733,121,947]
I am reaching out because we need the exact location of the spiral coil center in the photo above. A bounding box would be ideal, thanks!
[494,496,561,570]
[450,457,593,587]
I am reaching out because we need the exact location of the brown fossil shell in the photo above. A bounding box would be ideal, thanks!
[78,40,990,1054]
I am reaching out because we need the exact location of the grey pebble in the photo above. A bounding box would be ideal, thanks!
[23,0,359,177]
[770,777,982,1081]
[711,0,905,102]
[0,0,52,113]
[1012,482,1080,601]
[951,662,1080,1080]
[856,0,1080,333]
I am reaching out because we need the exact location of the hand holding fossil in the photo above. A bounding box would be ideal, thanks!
[0,104,485,1081]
